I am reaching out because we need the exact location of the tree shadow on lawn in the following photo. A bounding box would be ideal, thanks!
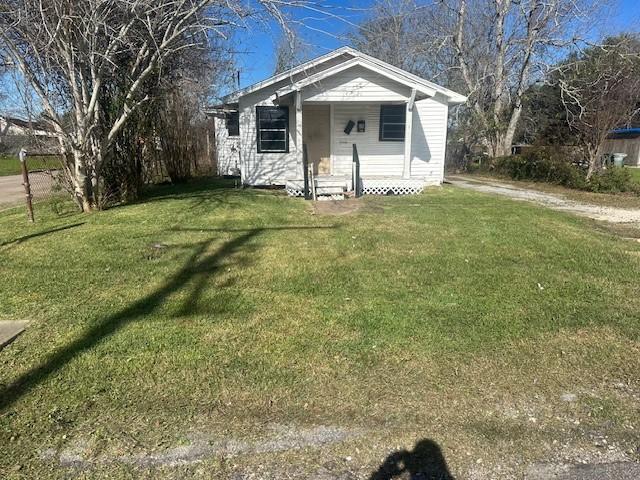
[370,439,454,480]
[139,177,239,204]
[0,224,335,411]
[0,222,85,249]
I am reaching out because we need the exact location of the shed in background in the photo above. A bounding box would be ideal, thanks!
[602,128,640,167]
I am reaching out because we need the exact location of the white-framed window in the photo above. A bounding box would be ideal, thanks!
[256,106,289,153]
[379,104,406,141]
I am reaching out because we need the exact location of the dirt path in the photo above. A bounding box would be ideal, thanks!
[447,176,640,224]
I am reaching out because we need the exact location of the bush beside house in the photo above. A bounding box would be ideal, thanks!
[467,148,640,194]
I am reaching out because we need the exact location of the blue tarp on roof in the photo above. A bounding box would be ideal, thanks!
[611,128,640,135]
[608,128,640,139]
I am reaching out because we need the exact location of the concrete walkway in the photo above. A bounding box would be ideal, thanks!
[0,320,28,349]
[447,176,640,224]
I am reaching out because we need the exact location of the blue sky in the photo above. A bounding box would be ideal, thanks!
[2,0,639,115]
[229,0,374,91]
[231,0,640,92]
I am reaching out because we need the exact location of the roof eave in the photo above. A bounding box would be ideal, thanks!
[274,57,438,99]
[223,45,468,105]
[222,46,356,103]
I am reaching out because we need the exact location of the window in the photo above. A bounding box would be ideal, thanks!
[226,111,239,137]
[256,106,289,153]
[379,104,406,141]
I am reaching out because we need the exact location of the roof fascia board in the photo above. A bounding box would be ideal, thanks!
[275,57,436,98]
[223,45,467,105]
[222,47,354,103]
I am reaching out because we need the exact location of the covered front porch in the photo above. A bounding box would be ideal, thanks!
[281,89,427,198]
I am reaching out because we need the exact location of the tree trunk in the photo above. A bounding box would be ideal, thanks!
[488,133,511,158]
[585,145,599,180]
[71,149,96,212]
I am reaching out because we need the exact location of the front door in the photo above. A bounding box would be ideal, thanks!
[303,105,331,175]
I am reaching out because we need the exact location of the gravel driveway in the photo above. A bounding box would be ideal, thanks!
[447,176,640,224]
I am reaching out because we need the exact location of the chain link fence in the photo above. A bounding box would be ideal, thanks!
[19,153,71,220]
[25,154,67,201]
[3,139,217,221]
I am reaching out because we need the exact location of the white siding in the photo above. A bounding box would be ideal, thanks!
[332,103,405,177]
[227,54,353,185]
[303,66,410,103]
[222,54,451,186]
[214,116,241,176]
[410,97,449,184]
[239,93,299,185]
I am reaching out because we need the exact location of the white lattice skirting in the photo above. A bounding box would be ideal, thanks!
[285,178,425,197]
[361,178,425,195]
[286,187,305,197]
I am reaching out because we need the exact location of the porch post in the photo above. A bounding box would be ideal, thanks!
[403,88,416,179]
[295,90,303,177]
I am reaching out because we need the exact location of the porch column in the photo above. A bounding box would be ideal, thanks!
[295,90,303,177]
[403,88,416,179]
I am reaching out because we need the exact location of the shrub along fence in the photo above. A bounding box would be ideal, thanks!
[467,148,640,194]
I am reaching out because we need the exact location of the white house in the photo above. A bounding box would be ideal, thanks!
[0,115,56,138]
[210,47,466,197]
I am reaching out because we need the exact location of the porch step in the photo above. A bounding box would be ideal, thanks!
[285,177,349,196]
[315,185,346,195]
[314,177,347,187]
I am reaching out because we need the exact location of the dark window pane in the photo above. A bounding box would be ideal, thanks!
[381,114,405,123]
[259,118,287,130]
[256,106,289,153]
[379,104,406,141]
[260,130,286,141]
[226,111,239,137]
[259,140,287,151]
[382,124,406,137]
[260,107,287,121]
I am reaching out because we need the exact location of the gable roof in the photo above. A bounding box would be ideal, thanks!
[222,46,467,105]
[275,56,437,99]
[0,114,51,132]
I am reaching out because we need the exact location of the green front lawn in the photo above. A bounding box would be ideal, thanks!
[628,166,640,183]
[1,179,639,478]
[0,155,61,176]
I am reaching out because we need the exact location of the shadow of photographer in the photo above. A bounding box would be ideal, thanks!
[369,439,454,480]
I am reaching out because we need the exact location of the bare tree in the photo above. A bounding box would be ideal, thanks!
[0,0,310,211]
[558,35,640,179]
[0,1,230,210]
[352,0,440,78]
[438,0,607,157]
[273,33,302,74]
[354,0,604,158]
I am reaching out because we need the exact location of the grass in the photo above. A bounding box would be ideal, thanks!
[0,155,61,176]
[628,167,640,183]
[0,178,639,478]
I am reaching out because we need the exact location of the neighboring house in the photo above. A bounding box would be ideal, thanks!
[209,47,466,196]
[602,128,640,167]
[0,115,56,138]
